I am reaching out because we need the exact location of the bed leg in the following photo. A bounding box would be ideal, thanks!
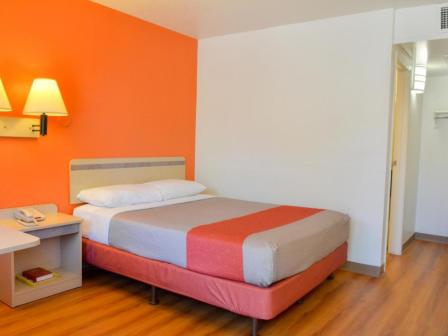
[150,285,159,306]
[251,318,259,336]
[296,298,304,304]
[328,273,335,280]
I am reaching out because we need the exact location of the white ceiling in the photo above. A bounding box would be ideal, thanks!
[91,0,442,40]
[402,39,448,77]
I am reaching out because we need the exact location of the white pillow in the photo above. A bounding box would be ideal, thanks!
[145,179,206,201]
[77,184,162,208]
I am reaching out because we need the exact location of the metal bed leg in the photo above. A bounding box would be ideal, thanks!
[251,318,259,336]
[328,273,335,280]
[150,285,159,305]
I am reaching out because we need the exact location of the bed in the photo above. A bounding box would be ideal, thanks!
[70,157,350,335]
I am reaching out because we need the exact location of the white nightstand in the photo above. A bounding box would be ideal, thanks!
[0,204,82,308]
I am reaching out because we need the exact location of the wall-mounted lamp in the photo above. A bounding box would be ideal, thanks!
[411,66,427,94]
[0,77,12,112]
[23,79,68,136]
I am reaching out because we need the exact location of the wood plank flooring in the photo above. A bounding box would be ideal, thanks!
[1,240,447,336]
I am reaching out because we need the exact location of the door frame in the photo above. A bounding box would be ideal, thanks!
[383,46,413,260]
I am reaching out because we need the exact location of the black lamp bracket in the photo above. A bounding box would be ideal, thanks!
[31,114,48,136]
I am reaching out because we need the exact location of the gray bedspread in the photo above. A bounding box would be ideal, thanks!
[109,197,349,287]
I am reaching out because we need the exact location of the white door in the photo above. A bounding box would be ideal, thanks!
[388,68,410,255]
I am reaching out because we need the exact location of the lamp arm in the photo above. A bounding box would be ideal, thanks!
[31,113,48,136]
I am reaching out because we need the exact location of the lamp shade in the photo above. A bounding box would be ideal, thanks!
[0,77,12,112]
[23,79,68,116]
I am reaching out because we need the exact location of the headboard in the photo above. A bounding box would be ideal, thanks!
[69,157,185,204]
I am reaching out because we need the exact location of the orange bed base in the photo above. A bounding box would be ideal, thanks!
[82,239,347,321]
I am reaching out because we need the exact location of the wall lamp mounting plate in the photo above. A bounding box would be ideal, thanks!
[0,116,40,138]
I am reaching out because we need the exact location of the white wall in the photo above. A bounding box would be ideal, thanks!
[416,76,448,237]
[196,9,395,267]
[403,92,424,243]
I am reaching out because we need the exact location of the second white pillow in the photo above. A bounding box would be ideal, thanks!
[145,179,206,201]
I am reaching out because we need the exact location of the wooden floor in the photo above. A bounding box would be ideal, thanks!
[1,240,447,336]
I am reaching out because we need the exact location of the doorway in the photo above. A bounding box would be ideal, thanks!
[387,62,411,255]
[385,38,448,265]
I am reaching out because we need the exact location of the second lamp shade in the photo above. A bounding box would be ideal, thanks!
[23,79,68,116]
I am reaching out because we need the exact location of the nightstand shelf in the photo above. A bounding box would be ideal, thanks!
[0,204,82,308]
[15,268,79,295]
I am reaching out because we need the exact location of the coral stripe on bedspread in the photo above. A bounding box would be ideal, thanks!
[186,206,323,282]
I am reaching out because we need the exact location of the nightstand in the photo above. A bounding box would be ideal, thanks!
[0,204,82,308]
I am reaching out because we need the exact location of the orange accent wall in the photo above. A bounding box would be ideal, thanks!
[0,0,198,214]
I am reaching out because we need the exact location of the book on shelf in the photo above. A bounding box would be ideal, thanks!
[22,267,53,282]
[17,269,62,288]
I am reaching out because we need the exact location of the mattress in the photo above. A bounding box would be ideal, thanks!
[75,196,350,287]
[75,194,215,244]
